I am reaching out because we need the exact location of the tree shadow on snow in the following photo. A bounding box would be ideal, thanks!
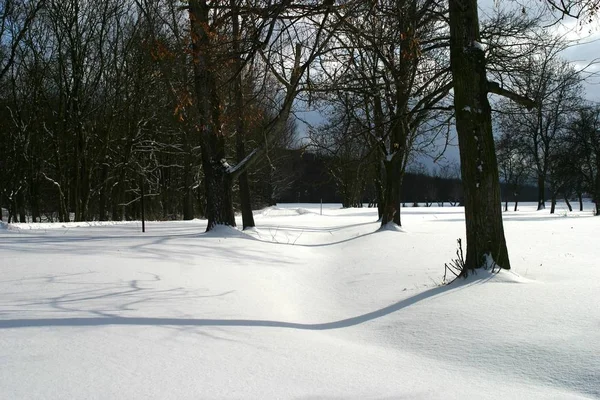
[0,277,487,330]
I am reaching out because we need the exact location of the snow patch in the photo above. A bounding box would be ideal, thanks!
[259,206,315,217]
[5,220,136,230]
[472,40,485,51]
[1,202,598,399]
[378,222,405,232]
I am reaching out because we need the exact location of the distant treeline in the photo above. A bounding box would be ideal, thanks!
[274,150,540,206]
[1,145,543,223]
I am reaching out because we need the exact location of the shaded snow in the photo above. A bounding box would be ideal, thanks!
[1,203,599,399]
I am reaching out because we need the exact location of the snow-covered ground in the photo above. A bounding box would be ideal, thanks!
[1,203,598,399]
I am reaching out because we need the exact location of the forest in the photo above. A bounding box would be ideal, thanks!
[1,0,599,272]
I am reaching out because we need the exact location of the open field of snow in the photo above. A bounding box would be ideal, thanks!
[1,203,599,399]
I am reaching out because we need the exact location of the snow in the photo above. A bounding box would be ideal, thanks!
[1,203,599,399]
[472,40,485,51]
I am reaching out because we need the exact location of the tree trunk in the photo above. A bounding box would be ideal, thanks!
[29,178,40,222]
[182,153,195,220]
[202,161,236,229]
[449,0,510,272]
[504,200,508,212]
[550,193,556,214]
[375,164,384,221]
[238,171,254,228]
[98,165,109,221]
[18,191,26,223]
[578,192,583,212]
[564,197,572,212]
[231,0,255,230]
[380,158,402,227]
[9,199,17,223]
[514,200,518,212]
[537,175,545,210]
[595,162,600,216]
[189,0,236,231]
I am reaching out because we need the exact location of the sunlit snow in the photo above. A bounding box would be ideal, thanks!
[1,203,598,399]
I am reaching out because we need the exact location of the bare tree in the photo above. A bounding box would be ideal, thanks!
[495,124,530,212]
[187,0,342,231]
[567,104,600,215]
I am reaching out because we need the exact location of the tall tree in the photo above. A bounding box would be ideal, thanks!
[187,0,339,231]
[448,0,538,273]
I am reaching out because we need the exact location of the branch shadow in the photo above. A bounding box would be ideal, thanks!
[0,277,485,330]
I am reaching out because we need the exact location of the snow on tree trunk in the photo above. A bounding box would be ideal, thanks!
[449,0,510,272]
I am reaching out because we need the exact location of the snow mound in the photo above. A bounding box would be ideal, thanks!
[259,206,315,217]
[377,222,406,232]
[455,268,535,286]
[0,221,7,230]
[202,224,256,240]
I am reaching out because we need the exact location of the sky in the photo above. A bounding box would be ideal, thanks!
[293,2,600,173]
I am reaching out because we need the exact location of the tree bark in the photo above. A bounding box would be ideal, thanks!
[550,193,557,214]
[380,158,403,227]
[595,160,600,216]
[189,0,236,231]
[232,0,255,230]
[182,152,195,220]
[537,174,546,210]
[449,0,510,272]
[578,192,583,212]
[17,191,26,223]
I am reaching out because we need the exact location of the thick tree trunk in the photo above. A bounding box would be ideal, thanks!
[550,193,557,214]
[504,200,508,212]
[380,158,402,227]
[537,175,545,210]
[449,0,510,272]
[202,161,235,230]
[190,0,236,231]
